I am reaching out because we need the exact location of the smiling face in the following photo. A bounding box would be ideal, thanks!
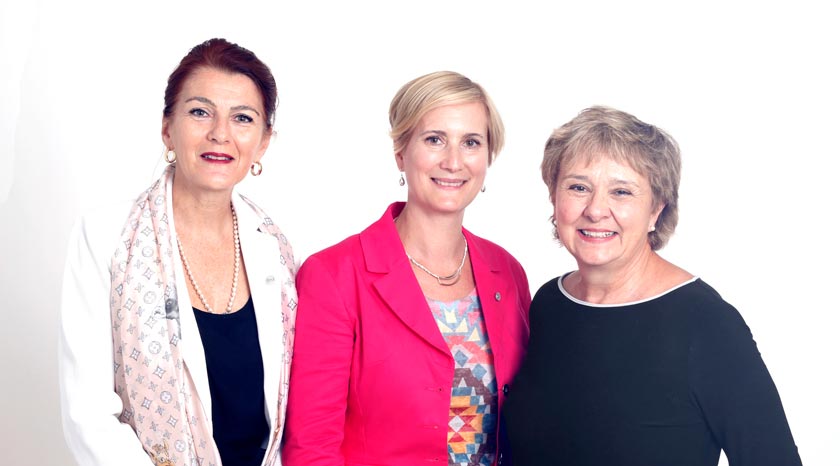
[396,102,489,217]
[162,67,270,195]
[554,155,664,273]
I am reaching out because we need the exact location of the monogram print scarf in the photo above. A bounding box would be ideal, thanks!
[110,164,297,466]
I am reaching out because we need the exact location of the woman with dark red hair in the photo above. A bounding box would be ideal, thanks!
[58,38,296,466]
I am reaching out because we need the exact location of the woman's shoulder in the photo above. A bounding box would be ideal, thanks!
[692,279,746,316]
[668,278,731,312]
[464,229,507,252]
[532,276,566,303]
[305,232,364,265]
[299,221,374,276]
[303,204,404,272]
[235,192,295,242]
[234,192,287,230]
[660,278,754,338]
[463,229,524,269]
[670,277,718,299]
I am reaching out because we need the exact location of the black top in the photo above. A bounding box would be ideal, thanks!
[502,277,801,466]
[194,297,268,466]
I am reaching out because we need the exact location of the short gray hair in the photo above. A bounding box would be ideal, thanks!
[541,106,681,250]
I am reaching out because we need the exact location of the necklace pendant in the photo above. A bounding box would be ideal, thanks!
[436,274,461,286]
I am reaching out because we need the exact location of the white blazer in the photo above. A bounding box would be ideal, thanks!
[58,189,294,466]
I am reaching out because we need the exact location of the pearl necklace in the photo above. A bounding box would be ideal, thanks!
[405,234,468,286]
[176,203,241,314]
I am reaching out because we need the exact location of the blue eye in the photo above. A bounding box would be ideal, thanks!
[426,136,443,145]
[614,189,632,196]
[189,108,209,117]
[569,184,588,193]
[464,138,481,148]
[235,114,254,123]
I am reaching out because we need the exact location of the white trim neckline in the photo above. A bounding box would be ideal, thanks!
[557,274,699,308]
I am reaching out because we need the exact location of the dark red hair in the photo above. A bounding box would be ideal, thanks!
[163,38,277,130]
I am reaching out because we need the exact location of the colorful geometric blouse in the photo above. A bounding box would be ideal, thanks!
[427,290,498,466]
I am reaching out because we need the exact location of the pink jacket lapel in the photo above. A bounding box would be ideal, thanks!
[465,231,511,375]
[359,203,451,357]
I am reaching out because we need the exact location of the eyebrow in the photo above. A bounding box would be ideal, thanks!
[419,130,486,139]
[561,174,641,187]
[606,176,641,187]
[185,96,261,116]
[561,174,588,182]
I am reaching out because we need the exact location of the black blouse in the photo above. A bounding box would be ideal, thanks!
[502,277,801,466]
[194,297,268,466]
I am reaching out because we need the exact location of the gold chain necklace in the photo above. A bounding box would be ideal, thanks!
[405,234,468,286]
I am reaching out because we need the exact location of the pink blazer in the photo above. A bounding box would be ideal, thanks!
[282,203,531,466]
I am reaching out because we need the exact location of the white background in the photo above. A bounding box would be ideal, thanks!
[1,1,838,464]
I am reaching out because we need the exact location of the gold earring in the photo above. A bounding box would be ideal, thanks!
[165,150,176,163]
[251,161,263,176]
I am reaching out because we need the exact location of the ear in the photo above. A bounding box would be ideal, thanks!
[161,116,172,149]
[394,150,405,171]
[650,202,666,229]
[255,129,271,162]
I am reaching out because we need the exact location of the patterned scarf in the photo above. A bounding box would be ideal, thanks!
[110,165,297,466]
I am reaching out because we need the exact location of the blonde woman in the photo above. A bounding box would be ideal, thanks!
[283,71,530,466]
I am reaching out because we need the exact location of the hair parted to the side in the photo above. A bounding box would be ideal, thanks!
[389,71,504,165]
[541,106,682,251]
[163,38,277,131]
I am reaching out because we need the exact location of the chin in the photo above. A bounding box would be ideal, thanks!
[434,202,471,215]
[196,179,238,193]
[579,260,615,269]
[570,249,618,268]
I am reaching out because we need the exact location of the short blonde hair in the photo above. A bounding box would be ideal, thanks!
[542,106,681,250]
[389,71,504,165]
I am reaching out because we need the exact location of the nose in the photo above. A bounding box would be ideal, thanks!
[440,144,464,172]
[583,190,611,221]
[208,117,229,144]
